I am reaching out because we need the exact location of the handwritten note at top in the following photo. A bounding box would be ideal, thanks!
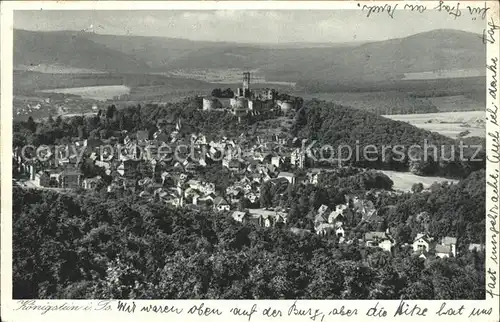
[358,1,490,20]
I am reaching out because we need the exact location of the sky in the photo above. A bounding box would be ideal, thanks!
[14,10,484,43]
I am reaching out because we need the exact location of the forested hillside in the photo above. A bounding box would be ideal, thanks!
[292,100,485,178]
[13,174,485,299]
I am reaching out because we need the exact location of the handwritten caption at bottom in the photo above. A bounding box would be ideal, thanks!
[116,300,494,320]
[14,300,494,320]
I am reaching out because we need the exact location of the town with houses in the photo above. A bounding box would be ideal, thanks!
[12,72,484,261]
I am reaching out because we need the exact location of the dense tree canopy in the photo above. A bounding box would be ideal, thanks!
[13,173,485,299]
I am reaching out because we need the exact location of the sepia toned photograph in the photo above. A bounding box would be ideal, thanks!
[9,7,490,301]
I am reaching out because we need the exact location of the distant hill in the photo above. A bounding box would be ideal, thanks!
[14,29,485,85]
[318,29,485,81]
[169,29,485,83]
[77,32,236,69]
[14,30,151,73]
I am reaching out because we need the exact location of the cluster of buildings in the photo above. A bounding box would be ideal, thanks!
[14,123,481,260]
[202,72,301,119]
[314,198,465,259]
[15,139,88,189]
[312,195,384,244]
[362,231,460,259]
[14,96,52,117]
[13,114,317,218]
[232,208,289,228]
[271,191,471,259]
[412,234,457,259]
[31,167,82,189]
[14,94,99,120]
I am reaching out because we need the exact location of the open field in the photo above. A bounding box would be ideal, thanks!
[14,64,106,74]
[383,111,485,139]
[383,111,485,123]
[402,68,484,80]
[380,170,459,192]
[39,85,131,101]
[427,95,484,112]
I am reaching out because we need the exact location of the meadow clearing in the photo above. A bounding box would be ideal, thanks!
[402,68,485,80]
[39,85,131,101]
[380,170,459,192]
[383,111,486,139]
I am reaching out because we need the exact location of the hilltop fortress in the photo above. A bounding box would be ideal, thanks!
[203,72,301,116]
